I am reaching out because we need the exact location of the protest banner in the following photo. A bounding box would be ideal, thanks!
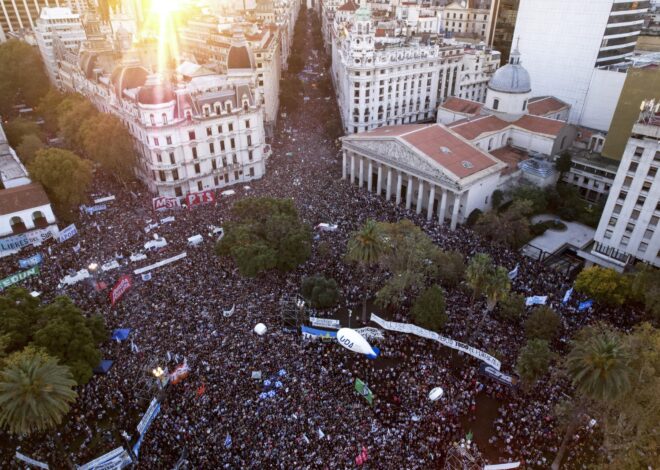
[309,317,340,329]
[58,224,78,243]
[137,398,160,436]
[18,253,43,269]
[370,314,501,370]
[109,275,132,306]
[185,189,215,208]
[525,295,548,306]
[133,252,187,275]
[0,265,40,291]
[77,447,132,470]
[301,325,337,340]
[152,196,180,211]
[93,195,115,204]
[354,378,374,405]
[479,363,518,388]
[15,451,49,469]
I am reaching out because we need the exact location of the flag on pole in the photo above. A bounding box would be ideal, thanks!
[317,427,325,439]
[562,287,573,304]
[73,243,81,253]
[578,299,594,311]
[354,378,374,405]
[508,264,519,280]
[224,434,232,449]
[130,340,139,353]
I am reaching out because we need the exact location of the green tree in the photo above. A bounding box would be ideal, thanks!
[301,275,340,309]
[525,306,561,341]
[496,292,526,323]
[435,250,465,287]
[552,328,632,469]
[575,266,631,306]
[629,265,660,322]
[216,198,312,277]
[0,349,77,435]
[0,40,49,115]
[3,117,43,148]
[80,113,136,184]
[0,288,105,385]
[28,148,93,209]
[511,185,548,214]
[373,220,443,308]
[475,200,533,248]
[36,88,65,135]
[345,219,386,322]
[15,134,45,163]
[491,189,504,210]
[483,266,511,312]
[516,339,553,388]
[57,95,97,152]
[410,285,447,332]
[465,253,494,302]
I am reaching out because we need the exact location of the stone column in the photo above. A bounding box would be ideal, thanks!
[416,179,424,215]
[386,168,393,201]
[438,189,447,224]
[376,165,383,195]
[358,157,364,188]
[342,150,347,180]
[350,154,355,184]
[427,185,435,221]
[405,174,413,210]
[395,172,403,205]
[450,193,461,230]
[367,160,373,192]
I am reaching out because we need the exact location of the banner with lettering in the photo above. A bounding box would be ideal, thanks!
[152,196,180,211]
[0,265,40,291]
[18,253,43,269]
[0,227,56,251]
[370,314,501,370]
[185,189,215,208]
[58,224,78,243]
[109,275,132,306]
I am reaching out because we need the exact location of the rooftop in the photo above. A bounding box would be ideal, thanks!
[527,96,569,117]
[448,114,567,140]
[439,97,483,116]
[0,183,50,216]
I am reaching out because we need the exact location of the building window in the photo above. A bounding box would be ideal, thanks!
[230,138,235,149]
[192,147,198,159]
[629,161,638,173]
[248,150,253,161]
[232,154,238,165]
[493,98,499,110]
[206,127,212,136]
[159,170,166,181]
[218,125,223,134]
[226,103,231,113]
[195,163,201,174]
[169,152,175,164]
[522,100,527,111]
[648,167,657,178]
[604,229,613,240]
[150,114,155,126]
[643,229,654,240]
[234,170,239,180]
[154,137,160,146]
[247,135,252,147]
[175,187,182,197]
[156,153,162,163]
[212,159,217,170]
[166,136,172,145]
[162,113,168,125]
[214,176,219,186]
[634,146,644,157]
[210,143,215,154]
[639,242,648,253]
[188,130,196,141]
[228,123,234,132]
[245,119,250,129]
[249,167,255,177]
[220,141,225,151]
[173,169,179,180]
[198,181,203,191]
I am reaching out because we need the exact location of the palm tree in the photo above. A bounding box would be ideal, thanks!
[0,350,77,435]
[551,329,631,470]
[465,253,493,302]
[484,267,511,312]
[346,219,386,323]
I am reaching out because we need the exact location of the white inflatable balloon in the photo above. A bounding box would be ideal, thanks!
[337,328,380,358]
[429,387,444,401]
[254,323,267,336]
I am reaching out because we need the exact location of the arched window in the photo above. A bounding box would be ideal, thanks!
[243,101,249,111]
[225,102,232,113]
[32,211,47,228]
[149,114,155,126]
[493,98,499,110]
[162,113,168,125]
[10,216,25,234]
[214,104,221,115]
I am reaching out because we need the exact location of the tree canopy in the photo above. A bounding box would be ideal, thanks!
[0,287,106,385]
[0,40,49,116]
[301,275,340,309]
[15,134,45,164]
[524,306,561,341]
[79,113,136,183]
[3,117,43,148]
[28,148,93,209]
[410,285,447,332]
[216,198,312,277]
[475,200,533,248]
[575,266,631,306]
[516,339,553,388]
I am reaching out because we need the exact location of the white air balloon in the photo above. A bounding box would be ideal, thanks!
[336,328,380,359]
[429,387,444,401]
[254,323,267,336]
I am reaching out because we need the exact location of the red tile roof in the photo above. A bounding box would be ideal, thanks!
[527,96,568,117]
[514,115,566,137]
[440,97,483,116]
[0,183,51,216]
[489,146,527,176]
[448,115,510,140]
[337,0,359,11]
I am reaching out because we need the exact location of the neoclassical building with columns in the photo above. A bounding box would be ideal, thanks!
[341,124,506,229]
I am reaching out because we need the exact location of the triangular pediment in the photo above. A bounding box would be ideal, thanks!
[343,138,460,188]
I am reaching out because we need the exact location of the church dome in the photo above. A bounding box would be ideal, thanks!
[488,46,531,94]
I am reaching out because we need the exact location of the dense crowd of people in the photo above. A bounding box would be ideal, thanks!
[0,12,646,469]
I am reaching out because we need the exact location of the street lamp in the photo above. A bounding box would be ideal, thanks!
[152,366,165,389]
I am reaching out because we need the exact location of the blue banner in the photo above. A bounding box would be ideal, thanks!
[578,300,594,311]
[18,253,43,269]
[58,224,78,243]
[301,325,337,339]
[562,288,573,304]
[84,204,107,215]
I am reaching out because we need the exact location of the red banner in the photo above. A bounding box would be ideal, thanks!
[185,190,215,208]
[109,275,132,306]
[152,196,180,211]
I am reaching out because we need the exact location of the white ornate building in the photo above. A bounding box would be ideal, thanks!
[59,33,270,199]
[331,4,500,135]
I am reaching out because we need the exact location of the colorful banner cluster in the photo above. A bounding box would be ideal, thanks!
[109,275,132,306]
[18,253,43,269]
[0,265,40,291]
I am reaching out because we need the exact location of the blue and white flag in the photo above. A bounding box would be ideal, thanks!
[73,243,81,253]
[508,264,519,280]
[18,253,43,269]
[578,299,594,311]
[525,295,548,306]
[58,224,78,243]
[141,272,152,281]
[562,288,573,304]
[224,434,232,449]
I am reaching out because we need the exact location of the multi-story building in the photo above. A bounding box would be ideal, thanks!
[512,0,650,132]
[442,0,494,42]
[331,4,499,134]
[591,99,660,270]
[178,19,282,136]
[454,45,500,103]
[58,32,270,199]
[487,0,519,62]
[34,7,87,87]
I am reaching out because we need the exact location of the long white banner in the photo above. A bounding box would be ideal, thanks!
[370,314,501,370]
[133,252,187,275]
[15,451,49,469]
